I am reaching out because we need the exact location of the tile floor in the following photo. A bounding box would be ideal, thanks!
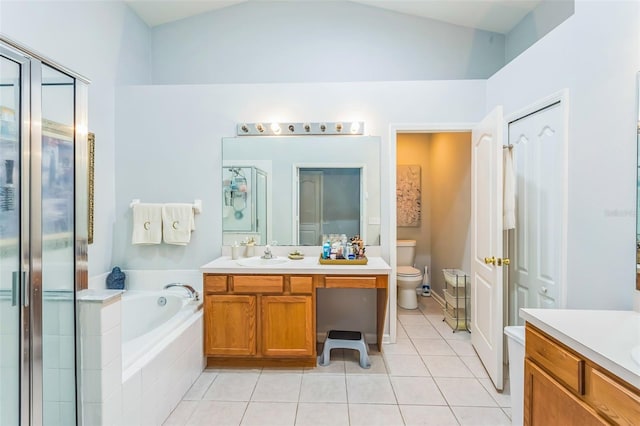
[163,296,512,426]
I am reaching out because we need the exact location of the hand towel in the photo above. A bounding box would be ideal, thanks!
[131,203,162,244]
[162,203,195,245]
[503,146,516,230]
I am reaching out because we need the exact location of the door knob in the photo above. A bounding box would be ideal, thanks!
[496,258,511,267]
[484,256,496,265]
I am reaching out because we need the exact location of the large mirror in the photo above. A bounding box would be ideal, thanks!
[222,136,381,246]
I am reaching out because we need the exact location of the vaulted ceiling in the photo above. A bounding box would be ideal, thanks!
[126,0,542,33]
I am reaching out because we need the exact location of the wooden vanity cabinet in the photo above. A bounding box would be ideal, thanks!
[204,294,256,356]
[524,324,640,426]
[203,274,316,367]
[261,295,314,357]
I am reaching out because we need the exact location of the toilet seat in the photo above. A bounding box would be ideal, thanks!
[397,266,421,277]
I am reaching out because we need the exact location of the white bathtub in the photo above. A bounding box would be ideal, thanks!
[120,289,205,425]
[122,290,201,375]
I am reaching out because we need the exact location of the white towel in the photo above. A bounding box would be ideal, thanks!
[503,147,516,230]
[131,203,162,244]
[162,203,195,245]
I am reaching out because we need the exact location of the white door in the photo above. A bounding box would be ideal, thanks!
[471,106,505,390]
[508,103,564,325]
[299,171,323,245]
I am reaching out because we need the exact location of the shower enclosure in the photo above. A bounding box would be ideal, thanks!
[0,37,89,426]
[222,166,268,244]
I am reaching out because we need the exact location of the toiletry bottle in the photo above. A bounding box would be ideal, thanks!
[322,240,331,259]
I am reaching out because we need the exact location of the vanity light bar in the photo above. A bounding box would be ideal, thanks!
[236,121,364,136]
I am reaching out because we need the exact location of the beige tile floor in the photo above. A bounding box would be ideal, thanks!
[164,296,512,426]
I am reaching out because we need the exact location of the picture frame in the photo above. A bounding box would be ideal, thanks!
[88,132,95,245]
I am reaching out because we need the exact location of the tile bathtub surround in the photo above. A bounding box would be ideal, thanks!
[165,297,512,426]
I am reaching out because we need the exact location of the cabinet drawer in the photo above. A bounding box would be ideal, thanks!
[325,276,376,288]
[585,365,640,425]
[526,326,584,394]
[233,276,283,293]
[290,276,313,294]
[204,275,227,293]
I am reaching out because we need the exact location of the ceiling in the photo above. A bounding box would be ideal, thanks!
[126,0,542,33]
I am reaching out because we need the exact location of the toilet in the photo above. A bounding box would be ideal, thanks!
[397,240,423,309]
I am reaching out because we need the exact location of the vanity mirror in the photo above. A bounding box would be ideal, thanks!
[222,136,381,246]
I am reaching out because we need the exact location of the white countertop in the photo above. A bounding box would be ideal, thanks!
[520,308,640,388]
[200,256,391,275]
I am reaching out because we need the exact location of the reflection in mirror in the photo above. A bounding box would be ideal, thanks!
[222,136,381,246]
[222,166,267,244]
[299,167,361,245]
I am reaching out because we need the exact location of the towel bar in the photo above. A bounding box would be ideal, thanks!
[129,199,203,214]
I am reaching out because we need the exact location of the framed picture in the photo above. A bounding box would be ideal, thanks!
[88,132,95,244]
[397,165,421,227]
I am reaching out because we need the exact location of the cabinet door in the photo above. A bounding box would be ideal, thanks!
[205,295,256,356]
[524,359,606,426]
[261,296,314,357]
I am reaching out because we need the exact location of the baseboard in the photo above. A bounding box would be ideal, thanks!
[429,291,445,308]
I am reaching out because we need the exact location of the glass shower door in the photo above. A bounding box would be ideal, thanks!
[41,64,77,426]
[0,51,23,426]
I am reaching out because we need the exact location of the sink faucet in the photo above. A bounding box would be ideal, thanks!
[163,283,200,301]
[261,245,273,259]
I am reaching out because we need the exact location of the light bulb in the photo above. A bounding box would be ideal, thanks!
[350,121,361,134]
[270,122,281,134]
[335,122,343,132]
[255,123,265,133]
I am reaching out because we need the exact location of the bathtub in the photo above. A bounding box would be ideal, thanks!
[122,290,201,375]
[119,289,205,425]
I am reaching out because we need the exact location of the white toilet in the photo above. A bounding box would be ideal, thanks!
[397,240,423,309]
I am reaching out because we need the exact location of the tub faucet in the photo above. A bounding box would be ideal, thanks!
[164,283,200,301]
[261,245,274,259]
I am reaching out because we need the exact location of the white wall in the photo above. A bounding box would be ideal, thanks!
[114,80,487,270]
[505,0,575,62]
[487,0,640,309]
[0,0,152,277]
[151,1,506,84]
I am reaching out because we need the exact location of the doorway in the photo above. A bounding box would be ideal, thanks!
[396,132,472,306]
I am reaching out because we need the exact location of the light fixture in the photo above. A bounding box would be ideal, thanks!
[236,121,364,136]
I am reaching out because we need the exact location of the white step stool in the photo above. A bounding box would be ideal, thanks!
[318,330,371,369]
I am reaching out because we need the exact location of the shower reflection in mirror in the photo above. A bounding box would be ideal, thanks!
[222,166,268,245]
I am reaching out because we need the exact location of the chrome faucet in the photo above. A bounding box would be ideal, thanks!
[163,283,200,301]
[261,245,273,259]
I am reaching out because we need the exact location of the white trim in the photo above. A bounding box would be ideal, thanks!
[504,89,569,309]
[388,122,476,344]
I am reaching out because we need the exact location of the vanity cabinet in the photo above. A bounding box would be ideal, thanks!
[524,324,640,426]
[204,294,256,356]
[203,274,316,367]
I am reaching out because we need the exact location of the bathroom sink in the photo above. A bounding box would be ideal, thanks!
[632,345,640,366]
[236,256,290,267]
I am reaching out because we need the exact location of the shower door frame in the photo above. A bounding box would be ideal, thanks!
[0,36,89,426]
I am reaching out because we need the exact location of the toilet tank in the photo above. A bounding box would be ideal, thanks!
[396,240,416,266]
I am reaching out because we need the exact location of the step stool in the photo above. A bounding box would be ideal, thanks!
[318,330,371,369]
